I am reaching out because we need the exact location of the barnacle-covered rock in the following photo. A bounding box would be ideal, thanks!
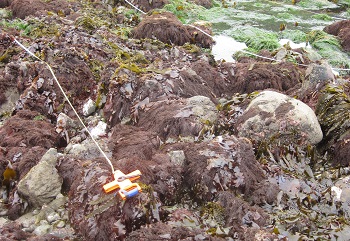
[237,90,323,146]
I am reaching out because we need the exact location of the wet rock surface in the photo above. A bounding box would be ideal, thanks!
[1,1,350,240]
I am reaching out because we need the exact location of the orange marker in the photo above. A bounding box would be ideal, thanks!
[103,170,142,200]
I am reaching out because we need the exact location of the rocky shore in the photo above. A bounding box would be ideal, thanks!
[1,0,350,240]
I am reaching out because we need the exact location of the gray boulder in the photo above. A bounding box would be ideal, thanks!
[237,90,323,145]
[17,148,62,207]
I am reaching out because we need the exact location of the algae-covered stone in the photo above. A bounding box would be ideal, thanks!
[237,90,323,145]
[315,84,350,156]
[17,149,62,207]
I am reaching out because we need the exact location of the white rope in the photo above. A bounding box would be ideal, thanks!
[124,0,146,14]
[186,24,212,38]
[240,50,280,62]
[13,38,115,173]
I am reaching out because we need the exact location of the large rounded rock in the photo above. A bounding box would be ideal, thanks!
[17,148,62,207]
[237,90,323,145]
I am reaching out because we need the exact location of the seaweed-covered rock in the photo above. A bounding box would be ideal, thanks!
[10,0,76,19]
[237,90,323,145]
[103,55,229,128]
[216,191,271,240]
[132,12,192,46]
[184,135,266,202]
[315,84,350,161]
[132,11,212,47]
[324,19,350,52]
[229,61,303,94]
[137,96,218,141]
[127,222,225,241]
[0,110,59,179]
[0,222,33,240]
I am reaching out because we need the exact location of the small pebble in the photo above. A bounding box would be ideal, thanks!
[56,220,66,228]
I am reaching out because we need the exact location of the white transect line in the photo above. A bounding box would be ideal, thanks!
[124,0,146,14]
[123,0,350,72]
[13,38,115,173]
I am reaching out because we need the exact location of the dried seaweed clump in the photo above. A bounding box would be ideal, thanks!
[132,11,192,46]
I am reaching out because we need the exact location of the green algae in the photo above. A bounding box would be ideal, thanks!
[279,29,307,43]
[0,18,31,35]
[228,26,280,51]
[276,12,294,19]
[33,115,46,121]
[311,13,333,21]
[307,30,350,68]
[25,19,59,38]
[298,0,338,9]
[163,0,206,23]
[88,59,104,82]
[0,48,20,64]
[75,14,103,33]
[111,27,132,40]
[200,202,225,226]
